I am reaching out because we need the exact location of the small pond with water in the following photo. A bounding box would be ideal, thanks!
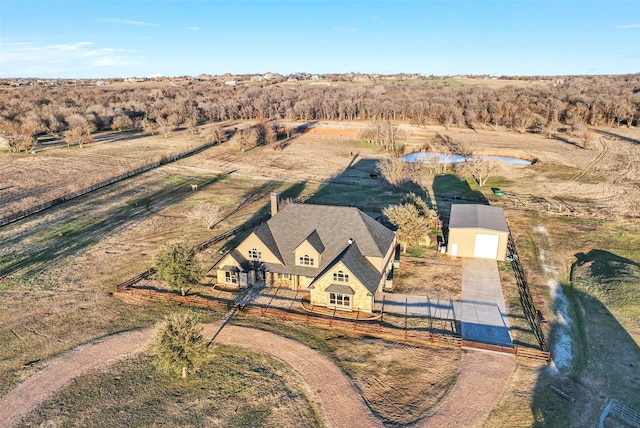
[401,152,532,165]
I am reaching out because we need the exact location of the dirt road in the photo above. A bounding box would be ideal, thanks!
[0,324,380,428]
[0,324,513,428]
[421,350,515,427]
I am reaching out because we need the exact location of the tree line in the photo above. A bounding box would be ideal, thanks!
[1,74,639,152]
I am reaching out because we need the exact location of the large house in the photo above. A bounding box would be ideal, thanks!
[215,193,397,313]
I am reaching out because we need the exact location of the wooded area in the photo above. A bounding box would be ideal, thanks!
[1,74,638,151]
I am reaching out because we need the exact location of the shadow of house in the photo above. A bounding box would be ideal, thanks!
[306,158,425,210]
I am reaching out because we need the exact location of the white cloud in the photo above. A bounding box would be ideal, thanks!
[333,27,358,33]
[0,39,144,76]
[185,26,200,31]
[616,24,640,28]
[101,18,159,27]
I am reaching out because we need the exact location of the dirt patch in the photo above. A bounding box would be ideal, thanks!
[421,350,515,428]
[392,256,462,300]
[335,339,460,426]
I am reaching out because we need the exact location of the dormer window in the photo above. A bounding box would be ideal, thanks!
[333,270,349,282]
[299,254,314,266]
[248,248,261,261]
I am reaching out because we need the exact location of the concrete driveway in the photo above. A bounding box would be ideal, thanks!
[460,258,513,347]
[375,258,512,347]
[374,294,460,321]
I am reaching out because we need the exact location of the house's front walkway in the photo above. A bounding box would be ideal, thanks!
[460,258,513,347]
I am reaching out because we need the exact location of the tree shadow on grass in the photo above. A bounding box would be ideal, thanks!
[530,255,640,427]
[432,174,488,220]
[0,171,235,279]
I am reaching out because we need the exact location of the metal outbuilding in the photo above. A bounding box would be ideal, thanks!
[447,204,509,261]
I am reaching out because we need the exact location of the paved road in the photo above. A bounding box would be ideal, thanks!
[460,258,513,346]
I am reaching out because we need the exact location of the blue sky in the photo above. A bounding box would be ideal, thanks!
[1,0,639,78]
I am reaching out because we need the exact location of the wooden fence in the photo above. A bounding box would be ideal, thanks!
[0,138,222,228]
[115,282,549,360]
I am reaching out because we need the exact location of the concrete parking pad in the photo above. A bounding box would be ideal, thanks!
[460,258,513,346]
[374,294,460,320]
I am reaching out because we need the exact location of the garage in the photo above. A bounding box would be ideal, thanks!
[473,233,500,259]
[447,205,509,261]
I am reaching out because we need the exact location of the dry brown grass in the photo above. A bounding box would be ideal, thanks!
[2,119,639,425]
[392,256,462,300]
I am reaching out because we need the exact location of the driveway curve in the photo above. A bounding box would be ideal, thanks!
[0,323,380,428]
[0,323,514,428]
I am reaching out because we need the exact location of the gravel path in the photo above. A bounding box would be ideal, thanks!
[0,323,380,428]
[0,329,152,428]
[0,323,512,428]
[421,350,516,427]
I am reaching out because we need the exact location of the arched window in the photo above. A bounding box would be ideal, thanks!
[333,270,349,282]
[248,248,261,261]
[299,254,314,266]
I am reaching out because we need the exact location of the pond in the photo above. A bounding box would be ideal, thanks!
[401,152,532,165]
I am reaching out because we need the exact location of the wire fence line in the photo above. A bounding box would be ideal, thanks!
[0,139,222,228]
[507,230,548,352]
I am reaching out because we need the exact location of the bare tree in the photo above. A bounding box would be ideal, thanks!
[206,124,226,144]
[422,133,469,174]
[377,156,415,187]
[360,120,404,151]
[63,114,94,148]
[236,127,257,151]
[112,113,133,132]
[188,202,223,230]
[459,157,502,187]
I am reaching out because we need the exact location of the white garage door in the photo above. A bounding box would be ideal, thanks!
[474,234,499,259]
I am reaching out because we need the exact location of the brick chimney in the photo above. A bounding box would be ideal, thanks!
[270,192,280,217]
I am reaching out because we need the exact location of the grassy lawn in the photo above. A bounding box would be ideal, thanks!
[16,346,322,428]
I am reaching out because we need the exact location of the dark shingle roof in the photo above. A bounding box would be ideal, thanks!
[449,204,508,233]
[258,204,395,272]
[298,229,325,254]
[310,241,383,295]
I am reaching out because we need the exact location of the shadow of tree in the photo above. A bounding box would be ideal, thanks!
[573,249,640,288]
[530,249,640,426]
[531,284,640,427]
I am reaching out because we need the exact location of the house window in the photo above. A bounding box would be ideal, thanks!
[248,248,261,261]
[224,271,237,284]
[329,292,351,308]
[277,273,291,280]
[299,255,314,266]
[333,270,349,282]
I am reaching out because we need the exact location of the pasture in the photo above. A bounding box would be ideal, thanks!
[1,120,639,426]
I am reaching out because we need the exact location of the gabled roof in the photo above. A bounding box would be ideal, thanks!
[254,226,283,263]
[255,203,395,273]
[449,204,508,233]
[297,229,325,254]
[310,241,383,295]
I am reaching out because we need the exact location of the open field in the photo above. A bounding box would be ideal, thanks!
[1,120,639,426]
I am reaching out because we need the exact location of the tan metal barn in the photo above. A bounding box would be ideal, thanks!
[447,204,509,261]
